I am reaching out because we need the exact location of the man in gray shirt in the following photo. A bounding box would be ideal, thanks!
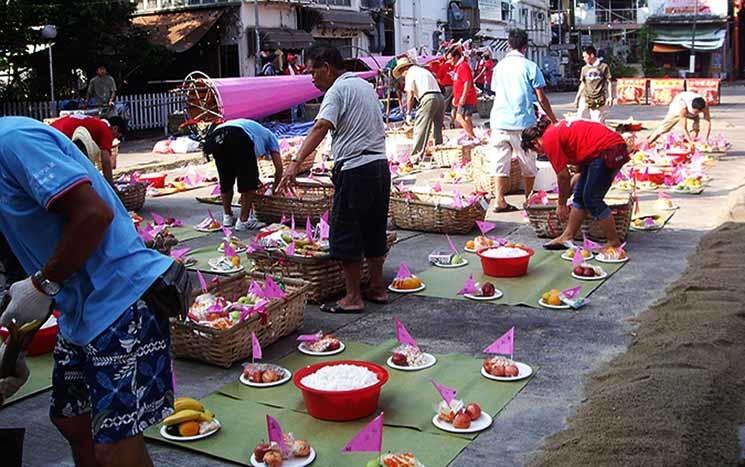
[85,65,117,117]
[278,45,390,313]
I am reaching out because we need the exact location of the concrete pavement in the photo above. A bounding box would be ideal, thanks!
[3,88,745,466]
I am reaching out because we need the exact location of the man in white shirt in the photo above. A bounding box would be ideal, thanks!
[393,57,445,161]
[648,91,711,144]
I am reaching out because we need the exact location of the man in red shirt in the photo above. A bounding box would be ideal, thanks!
[475,52,495,95]
[51,115,127,184]
[427,57,455,118]
[521,118,629,249]
[447,48,477,138]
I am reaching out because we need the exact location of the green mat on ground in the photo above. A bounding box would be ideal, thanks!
[185,244,253,276]
[169,226,214,243]
[3,353,54,406]
[414,249,625,307]
[196,195,240,208]
[145,394,470,467]
[218,339,533,440]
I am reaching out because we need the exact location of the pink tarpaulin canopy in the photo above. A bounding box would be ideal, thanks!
[211,70,379,121]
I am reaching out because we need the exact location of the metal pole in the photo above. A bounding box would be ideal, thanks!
[690,0,698,74]
[254,0,261,76]
[48,45,55,112]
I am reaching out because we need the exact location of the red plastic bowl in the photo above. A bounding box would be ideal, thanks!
[293,360,389,421]
[0,311,59,356]
[139,173,167,188]
[477,246,535,277]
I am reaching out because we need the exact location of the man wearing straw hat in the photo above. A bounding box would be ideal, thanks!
[393,56,445,161]
[51,115,127,185]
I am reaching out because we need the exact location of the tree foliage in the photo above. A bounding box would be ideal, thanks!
[0,0,173,101]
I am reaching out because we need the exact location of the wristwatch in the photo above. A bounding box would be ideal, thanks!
[32,271,62,296]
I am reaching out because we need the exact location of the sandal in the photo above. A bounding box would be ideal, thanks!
[319,303,364,314]
[542,241,574,251]
[493,204,520,213]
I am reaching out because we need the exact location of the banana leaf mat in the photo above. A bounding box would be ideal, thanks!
[145,394,470,467]
[169,226,214,243]
[3,353,54,406]
[184,244,253,276]
[218,339,534,440]
[413,248,625,307]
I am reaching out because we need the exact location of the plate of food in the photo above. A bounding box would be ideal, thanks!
[595,246,629,264]
[481,356,533,382]
[571,264,607,281]
[240,363,292,388]
[433,255,468,269]
[297,334,345,356]
[160,397,221,442]
[464,281,502,301]
[655,197,678,211]
[367,453,427,467]
[251,438,315,467]
[194,217,222,232]
[464,236,497,254]
[630,216,662,232]
[561,248,594,262]
[433,400,492,434]
[388,275,425,294]
[217,236,248,254]
[538,289,571,309]
[386,344,437,371]
[208,256,244,274]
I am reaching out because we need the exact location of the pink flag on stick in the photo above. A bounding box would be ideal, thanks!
[280,214,288,225]
[341,412,384,453]
[210,184,221,196]
[583,235,603,253]
[445,234,458,254]
[251,331,262,361]
[305,216,313,242]
[457,274,480,295]
[321,210,330,224]
[431,379,457,405]
[319,218,330,240]
[286,241,296,256]
[452,189,464,209]
[475,220,496,235]
[223,241,236,258]
[170,247,191,260]
[396,262,412,280]
[222,227,233,239]
[658,191,671,200]
[290,215,296,231]
[266,415,289,457]
[196,271,208,293]
[483,327,515,357]
[247,240,264,254]
[394,318,418,348]
[572,249,584,268]
[644,217,657,228]
[264,276,286,299]
[248,280,264,298]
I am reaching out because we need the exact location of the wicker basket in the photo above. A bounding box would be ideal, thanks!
[171,273,309,367]
[116,182,146,211]
[254,180,334,224]
[470,146,523,195]
[526,194,633,241]
[249,232,397,303]
[390,193,486,234]
[430,144,476,168]
[258,151,316,179]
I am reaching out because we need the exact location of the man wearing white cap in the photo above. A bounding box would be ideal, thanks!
[393,56,445,161]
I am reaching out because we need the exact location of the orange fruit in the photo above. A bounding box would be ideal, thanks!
[581,249,591,258]
[178,421,200,437]
[466,240,475,250]
[548,294,562,306]
[231,256,241,267]
[541,292,551,302]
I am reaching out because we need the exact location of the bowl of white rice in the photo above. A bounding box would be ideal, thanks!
[477,245,535,277]
[293,360,389,421]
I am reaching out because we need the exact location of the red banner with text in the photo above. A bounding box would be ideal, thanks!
[649,79,685,105]
[685,78,721,105]
[616,78,648,105]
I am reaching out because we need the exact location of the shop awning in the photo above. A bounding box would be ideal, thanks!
[259,28,314,50]
[652,25,725,51]
[313,9,375,31]
[132,9,224,53]
[652,43,688,53]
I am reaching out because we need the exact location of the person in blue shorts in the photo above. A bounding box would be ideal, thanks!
[0,117,191,467]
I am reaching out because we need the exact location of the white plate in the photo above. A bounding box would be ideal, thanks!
[432,259,469,269]
[181,257,197,268]
[388,284,426,294]
[480,361,534,382]
[160,419,221,441]
[464,247,477,254]
[464,290,503,301]
[297,341,345,356]
[560,252,594,262]
[672,187,704,195]
[538,298,571,310]
[251,448,316,467]
[571,270,608,281]
[386,352,437,371]
[595,254,629,264]
[194,225,222,233]
[218,244,248,254]
[208,258,244,274]
[239,368,292,388]
[432,412,493,434]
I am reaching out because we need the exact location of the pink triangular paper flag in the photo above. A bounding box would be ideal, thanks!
[341,412,384,453]
[286,241,296,256]
[396,262,412,279]
[266,415,289,457]
[561,286,581,300]
[483,327,514,356]
[431,379,456,405]
[170,247,191,260]
[210,184,221,196]
[319,218,330,240]
[572,248,584,268]
[394,318,418,348]
[251,331,262,360]
[457,274,480,295]
[475,220,496,235]
[196,270,208,292]
[151,212,166,225]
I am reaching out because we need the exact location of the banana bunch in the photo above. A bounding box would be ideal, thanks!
[162,397,214,426]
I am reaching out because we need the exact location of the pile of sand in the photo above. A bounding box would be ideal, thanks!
[530,221,745,467]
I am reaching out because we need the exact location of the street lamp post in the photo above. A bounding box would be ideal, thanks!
[41,25,57,112]
[690,0,698,74]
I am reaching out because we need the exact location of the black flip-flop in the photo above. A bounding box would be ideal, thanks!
[319,303,364,314]
[493,204,520,213]
[542,241,573,251]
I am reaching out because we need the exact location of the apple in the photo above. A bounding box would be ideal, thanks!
[504,365,519,377]
[583,267,596,277]
[253,442,271,461]
[481,282,496,297]
[246,368,263,383]
[489,364,506,377]
[391,352,408,366]
[262,369,280,383]
[452,411,472,429]
[573,266,585,276]
[465,403,482,421]
[326,340,341,351]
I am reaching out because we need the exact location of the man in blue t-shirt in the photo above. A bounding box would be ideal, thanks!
[489,29,558,212]
[0,117,188,466]
[203,118,283,231]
